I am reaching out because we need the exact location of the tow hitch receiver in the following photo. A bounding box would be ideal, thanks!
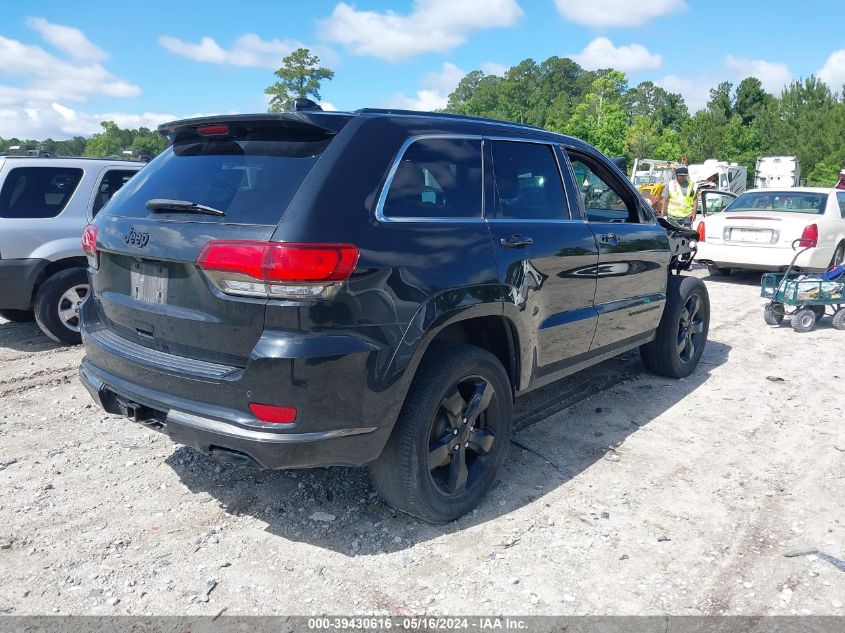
[115,396,163,427]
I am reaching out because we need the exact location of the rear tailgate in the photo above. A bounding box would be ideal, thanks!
[89,114,350,366]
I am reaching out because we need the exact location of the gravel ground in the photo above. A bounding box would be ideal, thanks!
[0,269,843,616]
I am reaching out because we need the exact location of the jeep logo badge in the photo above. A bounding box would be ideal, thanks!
[124,228,150,248]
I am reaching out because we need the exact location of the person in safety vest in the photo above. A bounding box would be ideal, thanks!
[662,166,697,226]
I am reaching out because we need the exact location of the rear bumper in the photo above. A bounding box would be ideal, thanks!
[80,360,389,469]
[0,258,47,310]
[697,242,834,271]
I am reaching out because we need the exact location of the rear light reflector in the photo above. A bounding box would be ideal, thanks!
[697,222,705,242]
[799,224,818,248]
[197,241,359,300]
[249,403,297,424]
[82,224,99,268]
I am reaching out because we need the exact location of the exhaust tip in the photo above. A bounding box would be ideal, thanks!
[209,446,263,469]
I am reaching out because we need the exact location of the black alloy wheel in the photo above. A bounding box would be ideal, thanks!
[677,293,705,364]
[426,376,500,496]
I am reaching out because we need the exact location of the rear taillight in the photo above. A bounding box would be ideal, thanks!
[82,224,99,269]
[697,221,705,242]
[249,403,297,424]
[799,224,818,248]
[197,241,359,300]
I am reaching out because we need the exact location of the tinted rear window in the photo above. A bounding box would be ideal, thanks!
[103,129,332,224]
[727,191,827,215]
[382,138,482,219]
[0,167,84,218]
[92,169,138,216]
[491,141,567,220]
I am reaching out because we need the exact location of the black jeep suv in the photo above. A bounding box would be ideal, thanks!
[79,108,708,522]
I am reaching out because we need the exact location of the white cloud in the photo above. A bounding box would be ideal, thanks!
[319,0,522,62]
[159,33,313,69]
[26,17,107,61]
[387,62,465,111]
[0,22,145,138]
[0,34,139,103]
[658,74,710,113]
[724,55,792,94]
[817,49,845,91]
[0,102,225,139]
[658,55,792,113]
[480,62,509,76]
[555,0,684,28]
[570,37,662,72]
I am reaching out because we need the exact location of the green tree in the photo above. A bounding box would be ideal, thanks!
[130,128,169,157]
[707,81,734,119]
[565,70,629,156]
[625,81,689,131]
[265,48,334,112]
[624,116,660,159]
[83,121,124,157]
[734,77,770,125]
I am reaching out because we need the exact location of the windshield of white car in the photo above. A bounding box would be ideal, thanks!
[726,192,826,215]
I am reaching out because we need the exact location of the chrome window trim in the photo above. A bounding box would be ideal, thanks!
[374,134,580,224]
[374,134,485,223]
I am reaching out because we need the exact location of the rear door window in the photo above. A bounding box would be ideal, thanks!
[382,138,482,219]
[92,169,138,216]
[0,167,84,218]
[837,192,845,219]
[490,141,568,220]
[103,126,333,225]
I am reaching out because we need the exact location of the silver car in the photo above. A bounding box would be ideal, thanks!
[0,156,142,343]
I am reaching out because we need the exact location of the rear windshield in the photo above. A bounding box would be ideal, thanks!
[0,166,84,218]
[103,127,332,224]
[727,191,827,215]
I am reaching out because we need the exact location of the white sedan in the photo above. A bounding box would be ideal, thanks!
[695,188,845,275]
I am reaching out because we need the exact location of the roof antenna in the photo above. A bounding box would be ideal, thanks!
[290,98,323,112]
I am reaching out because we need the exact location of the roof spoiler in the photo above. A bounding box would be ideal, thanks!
[157,112,353,138]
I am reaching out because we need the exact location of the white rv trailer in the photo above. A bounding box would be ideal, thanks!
[754,156,801,188]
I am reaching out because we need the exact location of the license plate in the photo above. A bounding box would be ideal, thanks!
[130,262,169,304]
[730,228,772,243]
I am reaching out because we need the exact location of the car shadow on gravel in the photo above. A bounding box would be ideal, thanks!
[0,319,63,353]
[166,340,731,557]
[703,270,766,287]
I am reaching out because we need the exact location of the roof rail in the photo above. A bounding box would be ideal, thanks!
[354,108,546,131]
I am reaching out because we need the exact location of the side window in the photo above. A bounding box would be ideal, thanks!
[491,141,568,220]
[92,169,137,216]
[382,138,482,219]
[0,167,84,219]
[838,192,845,219]
[567,154,640,223]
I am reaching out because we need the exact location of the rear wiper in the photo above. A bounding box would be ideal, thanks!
[145,199,225,217]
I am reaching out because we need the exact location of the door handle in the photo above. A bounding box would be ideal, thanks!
[500,234,533,248]
[599,233,620,246]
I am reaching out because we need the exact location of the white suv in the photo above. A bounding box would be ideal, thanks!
[0,156,142,343]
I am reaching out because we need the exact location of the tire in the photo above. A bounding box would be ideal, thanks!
[706,264,732,277]
[763,303,785,326]
[0,308,35,322]
[33,268,89,345]
[790,308,816,333]
[833,308,845,331]
[830,242,845,268]
[640,275,710,379]
[368,344,513,523]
